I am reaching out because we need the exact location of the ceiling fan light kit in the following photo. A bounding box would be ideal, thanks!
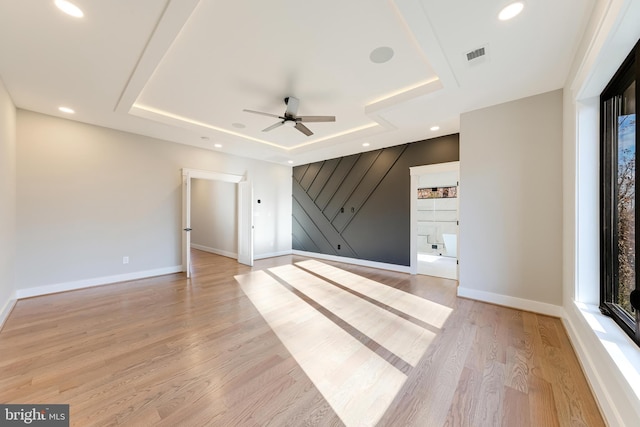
[243,96,335,136]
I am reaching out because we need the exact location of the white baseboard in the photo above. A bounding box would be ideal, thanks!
[191,244,292,261]
[457,287,640,426]
[292,250,411,273]
[191,243,237,259]
[457,286,565,317]
[15,266,183,299]
[563,302,640,427]
[0,293,17,331]
[255,250,293,260]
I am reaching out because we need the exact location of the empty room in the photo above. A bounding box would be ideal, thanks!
[1,0,639,426]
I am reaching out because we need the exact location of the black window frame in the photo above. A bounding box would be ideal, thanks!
[600,39,640,346]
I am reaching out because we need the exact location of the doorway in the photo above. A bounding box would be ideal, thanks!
[190,178,238,258]
[410,162,459,280]
[181,168,253,278]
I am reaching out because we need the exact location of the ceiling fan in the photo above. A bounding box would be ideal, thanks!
[243,96,335,136]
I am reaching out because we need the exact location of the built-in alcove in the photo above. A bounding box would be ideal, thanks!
[417,183,457,256]
[410,162,459,280]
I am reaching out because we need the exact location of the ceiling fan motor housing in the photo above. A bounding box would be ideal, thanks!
[242,96,334,136]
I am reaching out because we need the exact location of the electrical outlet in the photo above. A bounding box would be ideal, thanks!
[337,244,341,250]
[123,256,129,264]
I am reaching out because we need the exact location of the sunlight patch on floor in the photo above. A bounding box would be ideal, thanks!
[235,261,455,426]
[296,259,453,327]
[235,270,406,426]
[268,264,436,366]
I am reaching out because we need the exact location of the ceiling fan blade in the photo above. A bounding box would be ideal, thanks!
[243,109,282,119]
[294,122,313,136]
[297,115,336,123]
[262,121,285,132]
[285,96,300,116]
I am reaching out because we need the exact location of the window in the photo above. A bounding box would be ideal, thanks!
[600,39,640,346]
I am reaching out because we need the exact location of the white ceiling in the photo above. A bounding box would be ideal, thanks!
[0,0,595,165]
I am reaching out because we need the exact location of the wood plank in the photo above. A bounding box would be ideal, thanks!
[443,366,482,426]
[0,250,605,426]
[502,386,531,427]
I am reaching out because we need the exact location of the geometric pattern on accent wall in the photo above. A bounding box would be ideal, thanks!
[292,144,407,258]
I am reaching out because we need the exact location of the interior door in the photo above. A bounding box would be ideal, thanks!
[237,180,254,266]
[182,174,192,277]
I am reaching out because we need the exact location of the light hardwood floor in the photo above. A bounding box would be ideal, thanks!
[0,250,604,426]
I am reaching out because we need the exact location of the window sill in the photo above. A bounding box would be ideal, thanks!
[569,301,640,424]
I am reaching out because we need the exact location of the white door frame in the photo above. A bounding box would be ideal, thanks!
[181,168,249,277]
[182,173,192,277]
[237,180,254,266]
[409,161,460,275]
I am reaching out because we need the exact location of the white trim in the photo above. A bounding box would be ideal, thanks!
[409,161,460,176]
[0,294,17,331]
[457,286,565,318]
[15,266,183,299]
[254,250,293,260]
[181,168,243,183]
[182,173,192,277]
[410,172,418,275]
[572,0,631,99]
[181,167,252,269]
[115,0,201,112]
[189,243,290,261]
[563,302,640,427]
[191,243,237,259]
[292,250,411,273]
[237,180,254,266]
[565,3,640,425]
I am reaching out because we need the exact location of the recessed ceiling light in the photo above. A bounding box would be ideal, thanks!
[200,136,210,141]
[214,143,222,148]
[498,2,524,21]
[232,122,246,129]
[369,46,394,64]
[287,160,294,164]
[362,142,370,147]
[54,0,84,18]
[58,106,75,114]
[430,125,440,131]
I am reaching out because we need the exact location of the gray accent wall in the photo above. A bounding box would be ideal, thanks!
[293,135,459,266]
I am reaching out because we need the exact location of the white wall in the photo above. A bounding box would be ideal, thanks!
[0,77,16,326]
[190,178,237,258]
[16,110,292,293]
[459,89,563,311]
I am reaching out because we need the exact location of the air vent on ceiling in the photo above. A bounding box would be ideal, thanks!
[464,44,489,67]
[466,47,485,61]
